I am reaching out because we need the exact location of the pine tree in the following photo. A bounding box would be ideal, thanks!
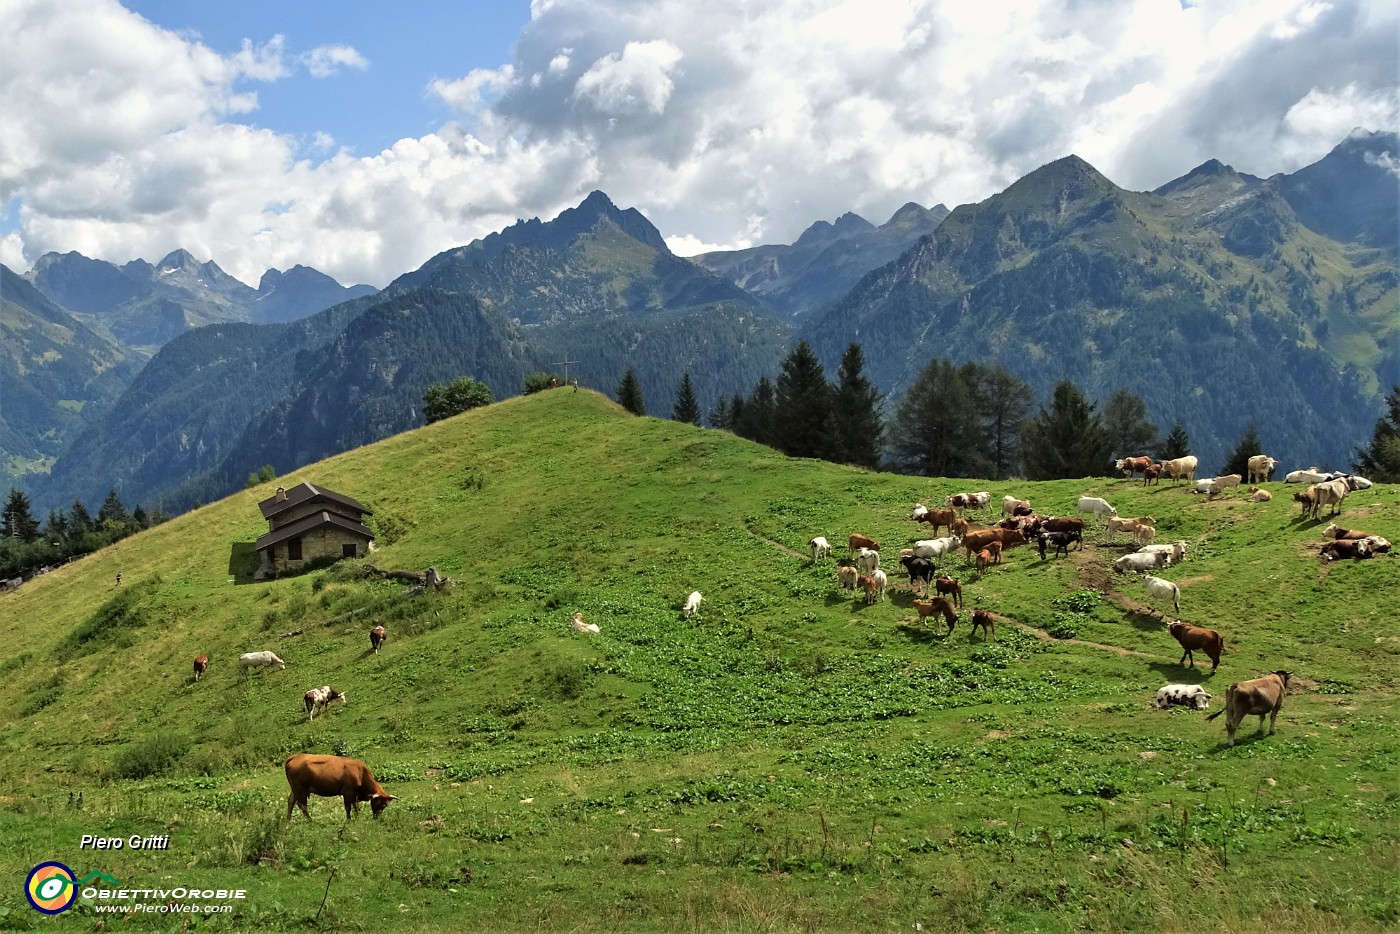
[1021,381,1114,479]
[773,341,834,459]
[708,395,733,430]
[831,343,883,469]
[1103,388,1159,460]
[42,509,68,543]
[68,500,94,538]
[1221,425,1265,478]
[132,505,150,529]
[671,372,701,425]
[1157,423,1192,461]
[1353,386,1400,482]
[733,378,776,447]
[891,359,987,478]
[2,489,39,542]
[963,362,1032,479]
[98,489,129,528]
[616,369,646,416]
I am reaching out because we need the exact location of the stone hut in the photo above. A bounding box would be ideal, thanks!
[253,482,374,579]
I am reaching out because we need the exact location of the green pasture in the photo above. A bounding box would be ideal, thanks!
[1,389,1397,932]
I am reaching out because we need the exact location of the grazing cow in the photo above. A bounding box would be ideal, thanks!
[304,685,347,721]
[1284,468,1329,484]
[1161,456,1199,485]
[900,555,936,594]
[1040,516,1085,538]
[369,626,387,653]
[934,575,963,607]
[239,651,286,673]
[836,565,860,591]
[1036,530,1078,559]
[856,547,881,576]
[1167,621,1223,671]
[1105,515,1153,541]
[916,507,959,535]
[848,534,879,557]
[193,654,209,681]
[1114,551,1166,574]
[1155,684,1212,710]
[1247,486,1272,502]
[285,753,395,820]
[1141,464,1162,485]
[970,609,996,638]
[1,577,21,593]
[809,536,832,561]
[1246,455,1278,484]
[1077,496,1118,521]
[1115,456,1154,478]
[975,546,998,575]
[1142,576,1181,616]
[1204,671,1292,747]
[1002,495,1031,516]
[683,591,704,618]
[912,536,961,562]
[911,596,958,632]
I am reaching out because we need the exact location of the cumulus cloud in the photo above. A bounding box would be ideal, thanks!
[303,44,369,78]
[1,0,1395,288]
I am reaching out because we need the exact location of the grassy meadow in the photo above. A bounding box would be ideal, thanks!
[1,388,1398,932]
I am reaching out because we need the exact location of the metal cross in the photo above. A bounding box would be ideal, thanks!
[552,354,581,383]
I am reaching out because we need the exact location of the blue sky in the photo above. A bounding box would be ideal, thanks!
[1,0,1395,287]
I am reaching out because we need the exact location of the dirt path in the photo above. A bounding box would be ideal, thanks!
[745,527,809,559]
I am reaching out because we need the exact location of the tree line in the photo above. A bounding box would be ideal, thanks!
[608,340,1289,481]
[1,488,166,580]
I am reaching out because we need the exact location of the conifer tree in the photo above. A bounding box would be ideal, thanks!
[68,500,94,538]
[831,343,883,469]
[98,489,129,528]
[616,369,646,416]
[963,362,1032,479]
[671,372,702,426]
[1221,425,1265,478]
[1103,388,1159,460]
[2,489,39,542]
[891,359,986,478]
[1158,423,1192,461]
[734,378,776,447]
[1021,381,1114,479]
[773,341,833,459]
[1353,386,1400,482]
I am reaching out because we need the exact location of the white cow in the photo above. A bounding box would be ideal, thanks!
[683,591,703,618]
[1002,495,1031,516]
[1077,496,1118,520]
[1137,541,1187,566]
[809,536,832,561]
[911,536,961,560]
[570,612,601,634]
[1285,467,1330,484]
[1191,478,1218,495]
[1155,684,1212,710]
[1246,455,1277,484]
[856,547,880,576]
[910,504,929,520]
[1114,552,1166,574]
[1161,456,1199,485]
[1142,575,1181,615]
[871,568,888,601]
[239,651,286,672]
[1210,474,1243,495]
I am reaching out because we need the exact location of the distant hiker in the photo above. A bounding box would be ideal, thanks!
[116,571,122,586]
[572,379,579,393]
[549,376,558,388]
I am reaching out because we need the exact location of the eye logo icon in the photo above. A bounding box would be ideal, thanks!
[26,862,77,914]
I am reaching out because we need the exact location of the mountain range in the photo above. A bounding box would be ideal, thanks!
[7,129,1397,515]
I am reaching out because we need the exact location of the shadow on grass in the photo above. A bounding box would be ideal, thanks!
[1145,660,1219,680]
[1123,607,1169,633]
[893,623,947,645]
[228,542,259,584]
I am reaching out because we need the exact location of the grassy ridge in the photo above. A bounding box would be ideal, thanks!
[2,388,1398,932]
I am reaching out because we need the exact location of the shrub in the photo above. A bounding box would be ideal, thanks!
[114,733,190,779]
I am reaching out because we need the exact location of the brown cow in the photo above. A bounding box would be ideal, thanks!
[1167,621,1224,672]
[915,507,958,536]
[1116,455,1153,478]
[1040,516,1085,537]
[836,565,859,590]
[912,596,958,633]
[1321,523,1375,541]
[857,574,880,605]
[848,533,879,557]
[370,625,387,653]
[1142,464,1162,485]
[1204,671,1291,747]
[193,654,209,682]
[970,609,996,639]
[961,528,1025,560]
[933,575,962,607]
[285,753,396,820]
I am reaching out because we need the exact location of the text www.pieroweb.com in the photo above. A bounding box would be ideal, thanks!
[91,903,233,914]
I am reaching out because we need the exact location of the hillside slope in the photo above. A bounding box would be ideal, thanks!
[1,390,1397,931]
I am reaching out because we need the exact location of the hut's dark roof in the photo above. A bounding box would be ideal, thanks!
[254,510,374,552]
[257,482,372,522]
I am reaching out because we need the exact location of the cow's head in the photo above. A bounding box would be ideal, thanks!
[370,793,396,817]
[1272,670,1292,688]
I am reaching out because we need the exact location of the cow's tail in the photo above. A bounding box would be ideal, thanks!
[1173,588,1180,615]
[1204,708,1223,721]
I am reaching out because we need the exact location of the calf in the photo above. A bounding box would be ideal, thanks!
[911,597,958,633]
[857,574,880,605]
[975,543,1002,575]
[1167,621,1223,671]
[1155,683,1212,710]
[193,654,209,682]
[285,753,395,820]
[1247,486,1272,502]
[809,536,832,561]
[1036,530,1077,559]
[856,547,881,576]
[239,651,286,673]
[836,565,859,591]
[900,555,936,595]
[683,591,704,618]
[304,685,347,721]
[848,533,879,557]
[1141,464,1162,485]
[970,609,995,639]
[933,575,962,607]
[369,626,387,653]
[1205,671,1291,747]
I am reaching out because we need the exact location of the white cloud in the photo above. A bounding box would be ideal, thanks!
[303,44,369,78]
[1,0,1395,288]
